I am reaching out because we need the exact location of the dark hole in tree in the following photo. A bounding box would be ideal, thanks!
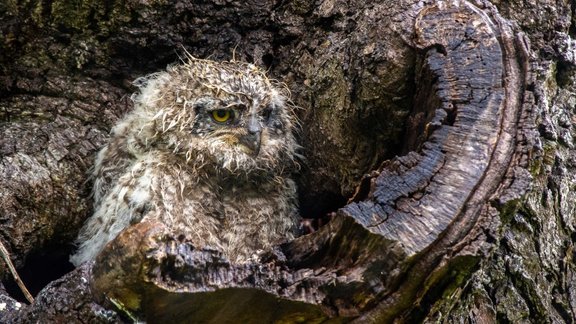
[297,189,347,231]
[295,56,422,229]
[2,245,75,303]
[555,60,575,88]
[261,53,274,69]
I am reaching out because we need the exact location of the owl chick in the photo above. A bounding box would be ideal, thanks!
[70,56,301,266]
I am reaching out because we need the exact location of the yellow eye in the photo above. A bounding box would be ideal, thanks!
[211,109,232,123]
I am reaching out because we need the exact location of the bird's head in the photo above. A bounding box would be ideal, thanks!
[129,57,299,174]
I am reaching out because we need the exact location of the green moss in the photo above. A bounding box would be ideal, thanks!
[46,0,163,34]
[49,1,120,32]
[108,295,142,322]
[290,0,314,15]
[528,153,543,177]
[417,255,481,321]
[424,255,479,298]
[498,198,521,225]
[138,288,332,323]
[2,0,20,16]
[529,141,555,178]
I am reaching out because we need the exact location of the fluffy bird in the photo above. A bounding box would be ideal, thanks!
[70,56,301,266]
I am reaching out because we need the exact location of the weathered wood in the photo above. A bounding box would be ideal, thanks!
[91,221,335,322]
[423,0,576,320]
[0,263,121,323]
[356,2,533,320]
[91,217,404,319]
[0,75,129,268]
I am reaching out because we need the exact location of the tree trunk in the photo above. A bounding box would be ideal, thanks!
[0,0,574,322]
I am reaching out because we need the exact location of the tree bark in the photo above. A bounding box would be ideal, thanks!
[0,0,574,322]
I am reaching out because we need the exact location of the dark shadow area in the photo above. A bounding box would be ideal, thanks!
[297,185,347,219]
[3,245,75,303]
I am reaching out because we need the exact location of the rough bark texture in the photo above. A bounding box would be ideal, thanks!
[0,0,573,322]
[423,0,576,322]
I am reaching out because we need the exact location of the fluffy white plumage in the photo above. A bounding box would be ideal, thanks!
[70,56,301,266]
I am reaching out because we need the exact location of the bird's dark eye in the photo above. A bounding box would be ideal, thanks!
[211,109,232,123]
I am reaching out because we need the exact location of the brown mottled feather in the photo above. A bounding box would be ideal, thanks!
[70,56,300,265]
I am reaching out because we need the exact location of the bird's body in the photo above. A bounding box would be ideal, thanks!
[70,57,300,266]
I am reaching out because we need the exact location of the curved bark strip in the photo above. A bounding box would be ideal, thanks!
[91,218,405,321]
[88,1,532,322]
[92,222,334,322]
[356,1,532,321]
[351,0,506,255]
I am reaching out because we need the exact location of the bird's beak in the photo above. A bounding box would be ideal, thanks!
[240,115,262,155]
[240,132,261,155]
